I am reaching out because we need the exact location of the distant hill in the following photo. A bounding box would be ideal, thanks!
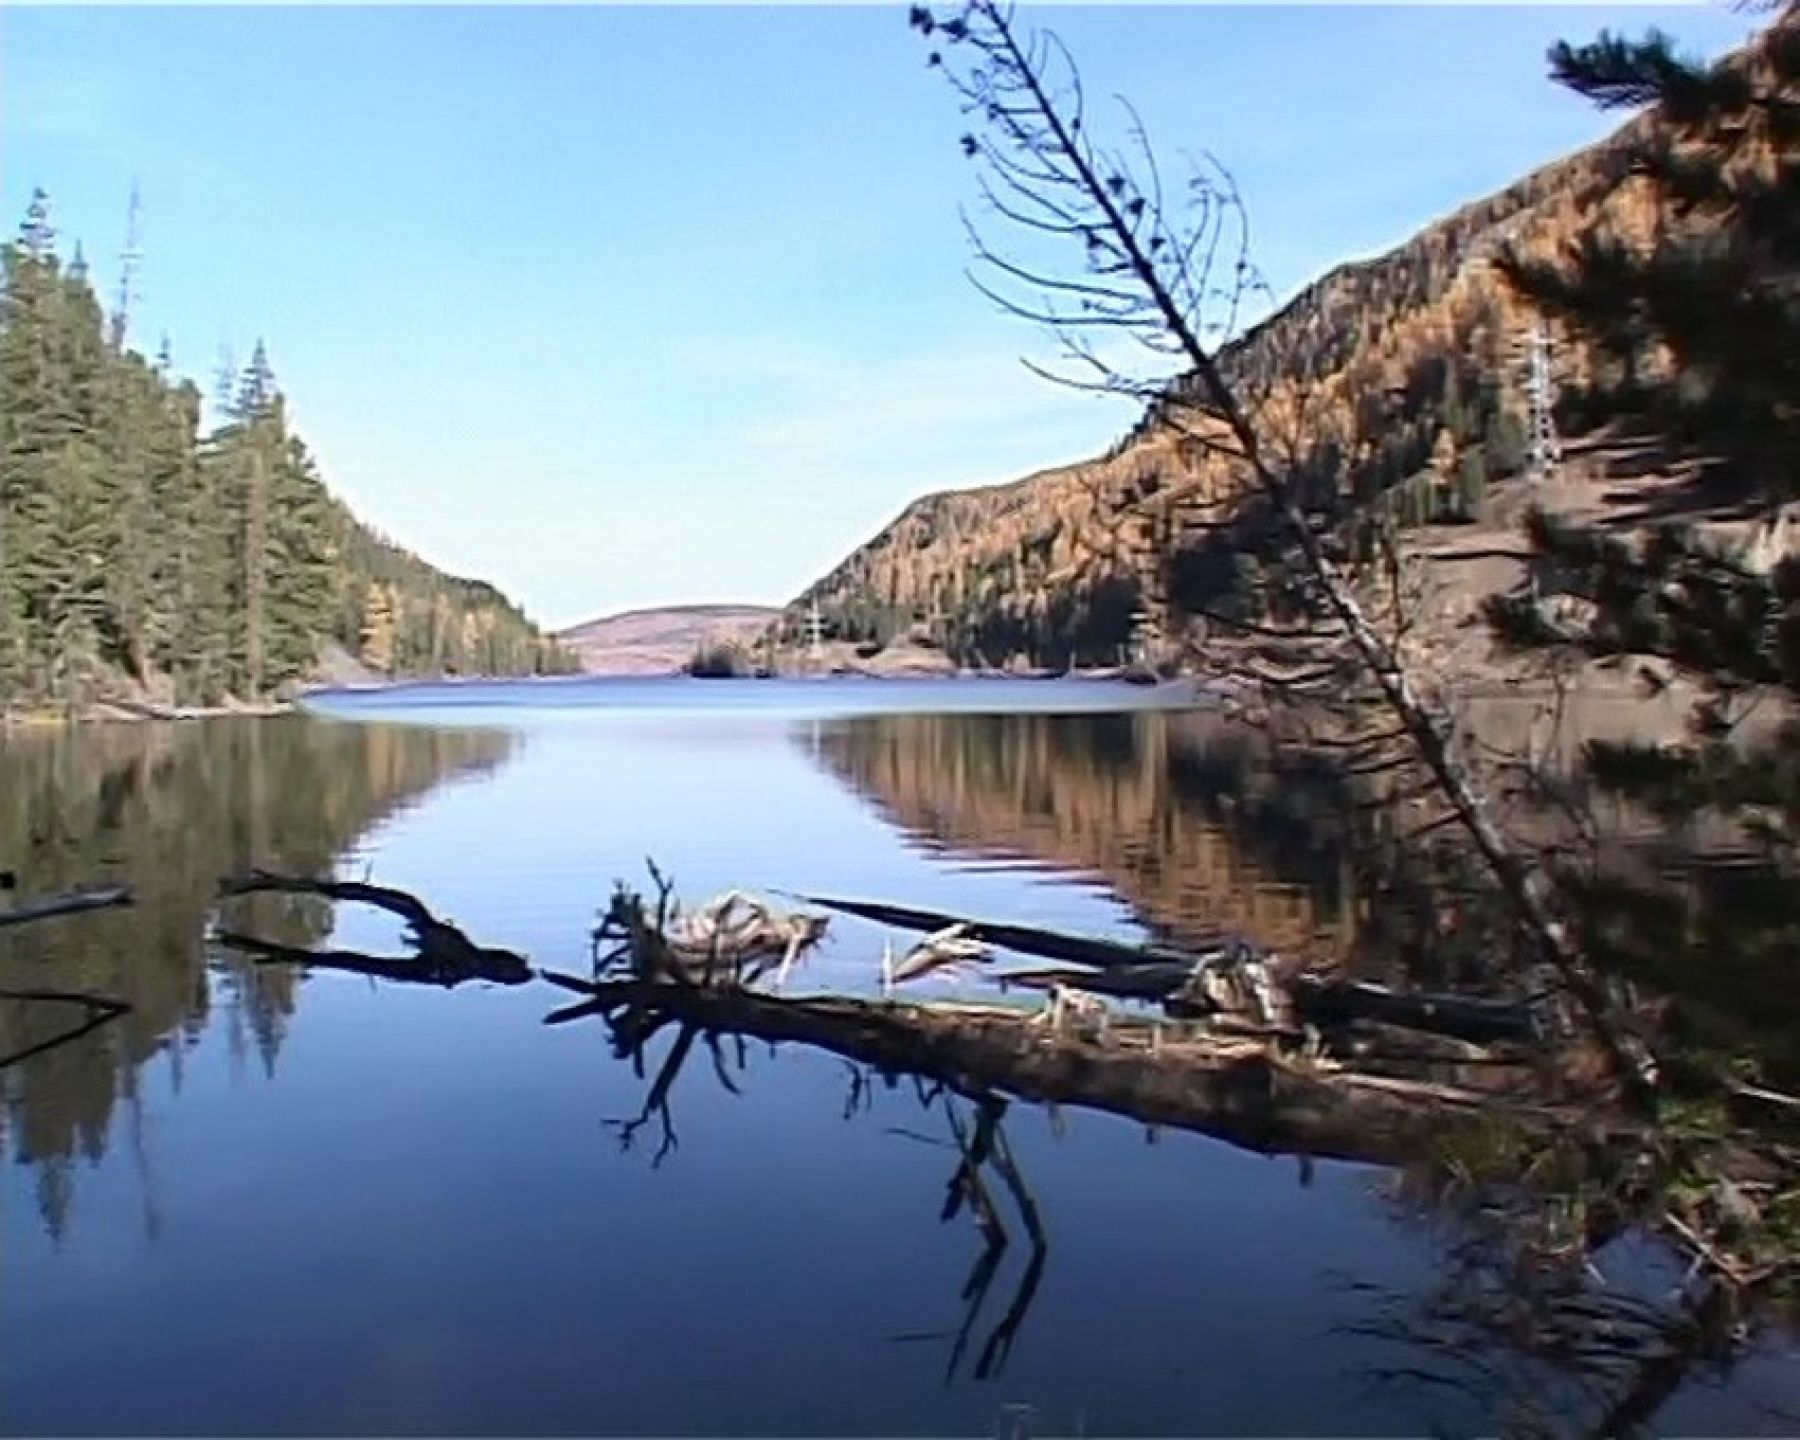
[557,605,778,675]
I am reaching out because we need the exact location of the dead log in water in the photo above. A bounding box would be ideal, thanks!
[997,963,1200,1002]
[808,894,1535,1046]
[0,885,133,929]
[1288,976,1537,1046]
[598,880,829,988]
[540,970,1586,1168]
[216,870,531,987]
[801,893,1212,971]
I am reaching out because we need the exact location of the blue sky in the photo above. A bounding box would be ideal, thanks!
[1,4,1763,629]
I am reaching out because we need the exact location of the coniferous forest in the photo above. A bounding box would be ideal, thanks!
[0,190,572,713]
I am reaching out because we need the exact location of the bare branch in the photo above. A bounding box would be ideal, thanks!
[914,0,1659,1104]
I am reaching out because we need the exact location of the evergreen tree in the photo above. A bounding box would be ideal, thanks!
[102,357,162,681]
[1490,6,1800,1078]
[0,190,571,711]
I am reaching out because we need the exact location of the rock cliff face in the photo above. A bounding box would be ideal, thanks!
[787,111,1660,669]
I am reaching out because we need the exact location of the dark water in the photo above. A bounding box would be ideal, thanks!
[2,681,1795,1436]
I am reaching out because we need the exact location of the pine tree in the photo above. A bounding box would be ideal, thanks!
[168,388,235,704]
[2,211,82,694]
[18,188,54,258]
[0,197,568,709]
[1490,6,1800,1076]
[1500,16,1797,498]
[1494,9,1797,707]
[102,357,161,682]
[262,434,338,689]
[32,438,112,703]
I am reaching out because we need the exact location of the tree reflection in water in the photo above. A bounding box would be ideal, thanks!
[1329,1121,1800,1439]
[0,717,514,1238]
[552,875,1793,1435]
[555,975,1050,1385]
[558,968,1798,1434]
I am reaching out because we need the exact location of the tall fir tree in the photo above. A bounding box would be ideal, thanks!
[0,190,571,712]
[1490,5,1800,1078]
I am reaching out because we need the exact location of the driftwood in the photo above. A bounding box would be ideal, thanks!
[997,963,1200,1002]
[0,885,133,929]
[1002,968,1535,1045]
[540,970,1586,1168]
[885,924,995,986]
[807,894,1535,1046]
[802,893,1215,972]
[1288,976,1537,1046]
[216,870,531,987]
[596,878,828,988]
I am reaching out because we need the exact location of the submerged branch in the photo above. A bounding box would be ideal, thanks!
[802,892,1222,969]
[216,930,531,988]
[0,885,132,929]
[215,870,531,986]
[0,987,132,1069]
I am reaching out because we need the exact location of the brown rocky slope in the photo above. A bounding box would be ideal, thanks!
[781,105,1666,672]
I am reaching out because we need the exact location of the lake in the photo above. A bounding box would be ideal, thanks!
[3,679,1795,1436]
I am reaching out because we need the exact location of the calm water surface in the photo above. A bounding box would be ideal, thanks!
[3,680,1795,1435]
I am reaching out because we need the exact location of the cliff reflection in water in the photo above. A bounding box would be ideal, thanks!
[0,716,513,1236]
[814,708,1420,963]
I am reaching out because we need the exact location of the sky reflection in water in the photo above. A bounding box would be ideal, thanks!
[3,681,1796,1435]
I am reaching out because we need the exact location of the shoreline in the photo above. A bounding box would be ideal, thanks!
[1,698,294,729]
[2,669,580,729]
[2,671,1003,729]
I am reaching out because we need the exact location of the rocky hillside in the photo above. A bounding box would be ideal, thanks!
[784,108,1662,670]
[557,604,778,675]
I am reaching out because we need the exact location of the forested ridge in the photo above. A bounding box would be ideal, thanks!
[779,27,1740,667]
[0,190,572,713]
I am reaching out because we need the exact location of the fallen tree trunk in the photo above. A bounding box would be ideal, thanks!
[540,970,1590,1168]
[1288,975,1537,1046]
[216,871,531,986]
[0,885,133,929]
[217,931,533,988]
[998,963,1201,1001]
[998,966,1536,1046]
[807,896,1536,1046]
[801,893,1223,971]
